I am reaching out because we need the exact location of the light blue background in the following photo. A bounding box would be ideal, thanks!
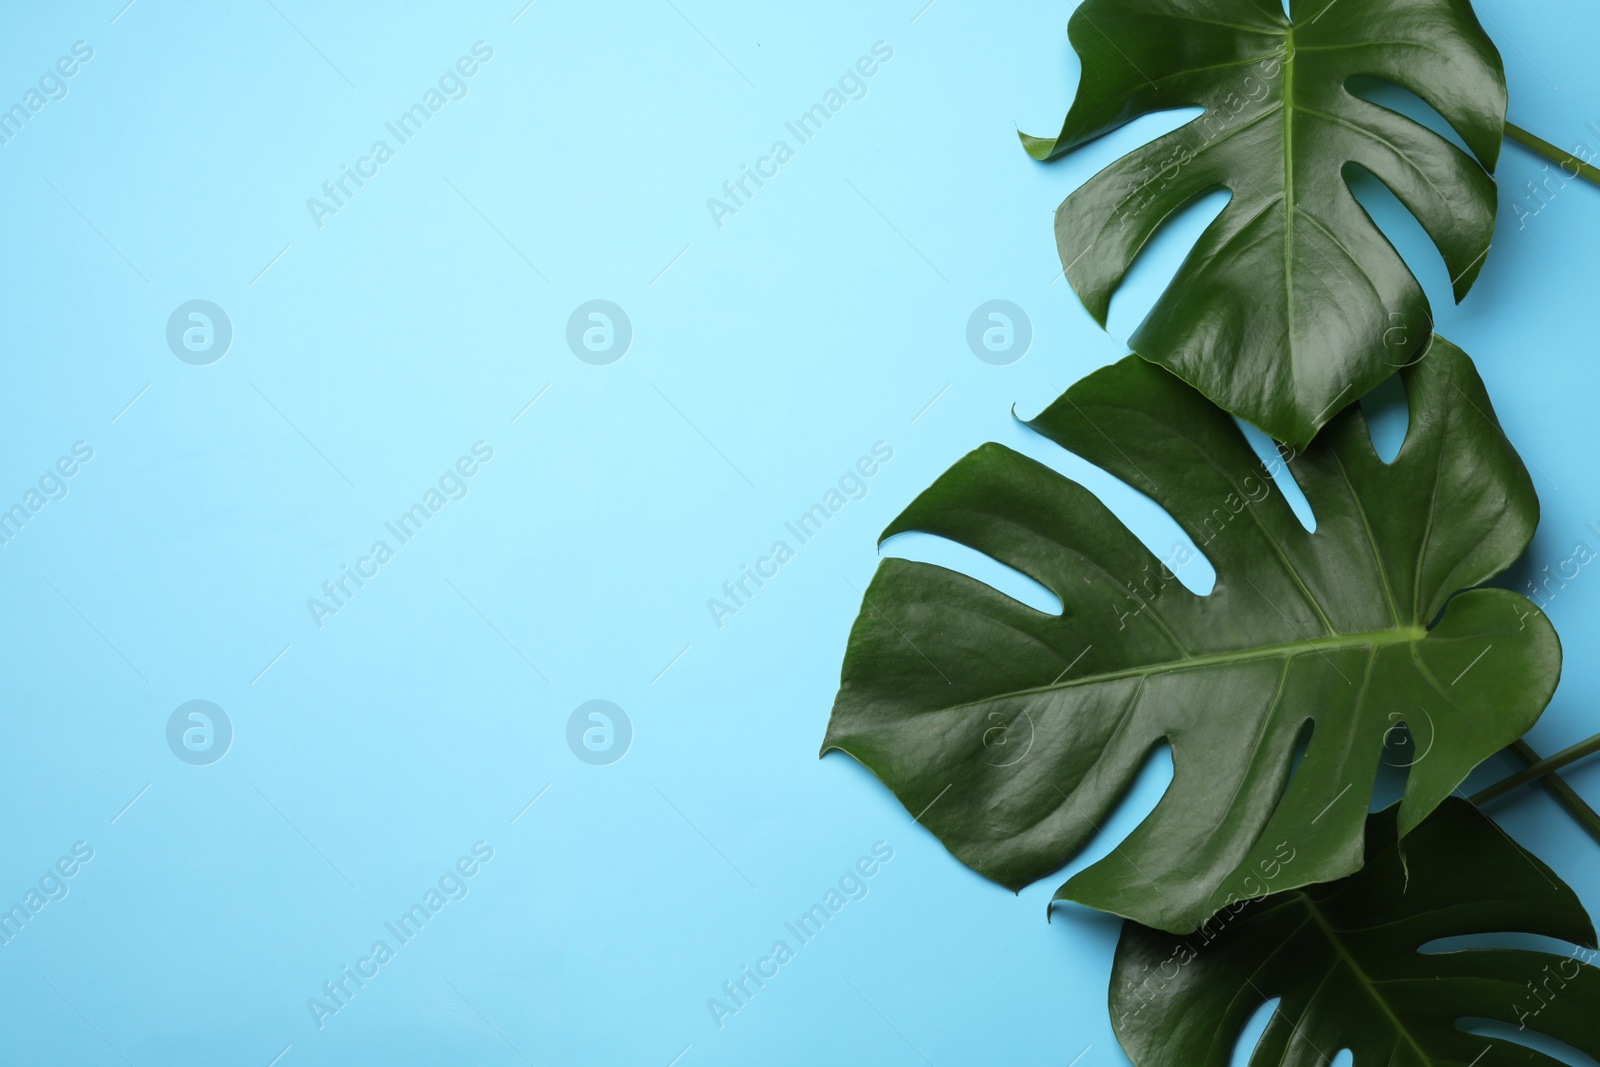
[1,1,1598,1064]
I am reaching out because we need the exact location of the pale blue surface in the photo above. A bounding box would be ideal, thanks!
[0,1,1598,1064]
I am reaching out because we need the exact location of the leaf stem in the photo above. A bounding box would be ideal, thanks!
[1470,732,1600,845]
[1504,121,1600,188]
[1475,731,1600,801]
[1508,740,1600,848]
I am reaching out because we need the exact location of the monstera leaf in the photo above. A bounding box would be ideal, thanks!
[1113,800,1600,1065]
[1023,0,1506,446]
[821,338,1558,933]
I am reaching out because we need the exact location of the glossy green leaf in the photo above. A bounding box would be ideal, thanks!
[821,338,1558,933]
[1024,0,1506,446]
[1113,799,1600,1066]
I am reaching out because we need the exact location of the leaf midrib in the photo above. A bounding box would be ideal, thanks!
[931,624,1428,716]
[1296,892,1436,1064]
[1282,32,1298,371]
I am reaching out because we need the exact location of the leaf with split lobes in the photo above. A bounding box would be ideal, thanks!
[1023,0,1506,446]
[821,337,1558,934]
[1112,800,1600,1066]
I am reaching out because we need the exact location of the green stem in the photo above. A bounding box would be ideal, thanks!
[1505,121,1600,188]
[1472,730,1600,803]
[1508,740,1600,848]
[1470,731,1600,847]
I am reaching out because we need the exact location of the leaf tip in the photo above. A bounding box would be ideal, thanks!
[1018,130,1059,161]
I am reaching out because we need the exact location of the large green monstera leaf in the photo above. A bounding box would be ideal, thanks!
[821,338,1558,933]
[1023,0,1506,447]
[1113,799,1600,1065]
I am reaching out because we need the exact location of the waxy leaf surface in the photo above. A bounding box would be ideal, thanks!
[1113,800,1600,1066]
[1025,0,1506,445]
[822,339,1558,933]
